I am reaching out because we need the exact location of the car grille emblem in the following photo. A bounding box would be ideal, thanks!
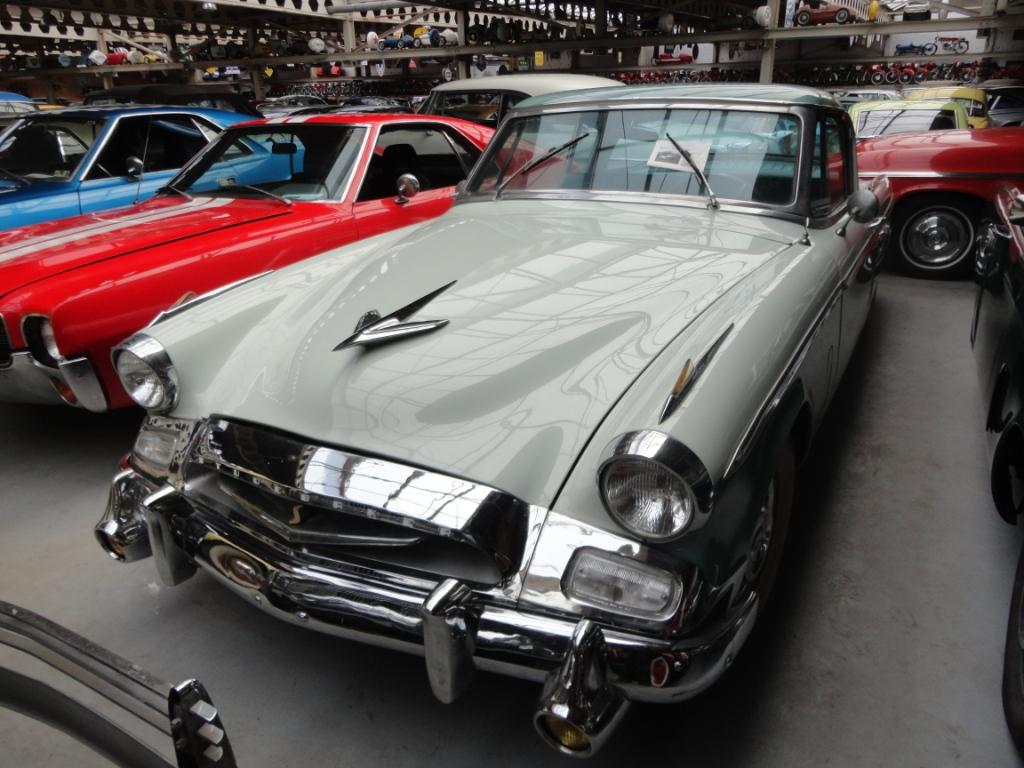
[334,280,455,351]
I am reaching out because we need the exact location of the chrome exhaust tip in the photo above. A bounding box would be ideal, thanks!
[533,620,629,757]
[94,470,152,563]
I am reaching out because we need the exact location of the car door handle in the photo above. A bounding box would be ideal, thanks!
[866,216,886,229]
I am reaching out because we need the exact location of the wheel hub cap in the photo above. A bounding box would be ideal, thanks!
[904,209,971,268]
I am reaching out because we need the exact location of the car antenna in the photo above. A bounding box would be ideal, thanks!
[800,216,811,245]
[134,117,152,205]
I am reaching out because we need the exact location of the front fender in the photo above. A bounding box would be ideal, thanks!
[992,420,1024,525]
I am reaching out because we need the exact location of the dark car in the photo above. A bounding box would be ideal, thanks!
[83,84,261,117]
[970,186,1024,755]
[291,97,412,116]
[984,85,1024,127]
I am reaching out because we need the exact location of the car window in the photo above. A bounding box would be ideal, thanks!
[428,92,504,127]
[470,108,801,207]
[173,124,365,202]
[810,115,848,217]
[0,118,104,181]
[854,107,960,137]
[86,115,211,179]
[357,125,476,202]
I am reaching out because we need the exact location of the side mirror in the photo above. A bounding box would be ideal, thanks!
[395,173,420,204]
[126,155,144,181]
[847,188,879,224]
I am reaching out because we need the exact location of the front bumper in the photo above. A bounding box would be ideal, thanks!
[98,469,758,755]
[0,351,106,411]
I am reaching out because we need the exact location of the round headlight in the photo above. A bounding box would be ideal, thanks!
[114,335,179,412]
[600,457,695,540]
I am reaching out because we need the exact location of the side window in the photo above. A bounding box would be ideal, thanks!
[810,115,849,217]
[86,116,150,179]
[356,126,474,202]
[435,92,502,126]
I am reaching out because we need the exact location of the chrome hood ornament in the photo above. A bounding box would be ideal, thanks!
[333,280,455,351]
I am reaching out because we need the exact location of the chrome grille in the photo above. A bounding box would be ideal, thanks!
[181,419,533,587]
[0,314,10,368]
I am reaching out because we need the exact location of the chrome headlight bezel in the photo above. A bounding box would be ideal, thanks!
[598,430,713,542]
[113,334,179,413]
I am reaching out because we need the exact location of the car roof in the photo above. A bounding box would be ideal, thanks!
[517,83,841,110]
[231,113,483,129]
[850,99,966,112]
[431,73,622,96]
[905,86,986,101]
[19,104,245,121]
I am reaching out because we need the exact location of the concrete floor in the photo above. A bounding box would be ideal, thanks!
[1,273,1023,767]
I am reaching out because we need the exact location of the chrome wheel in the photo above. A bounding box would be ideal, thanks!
[900,206,974,272]
[747,481,775,583]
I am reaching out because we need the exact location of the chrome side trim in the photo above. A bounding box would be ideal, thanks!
[858,170,1024,180]
[148,271,273,327]
[659,324,734,423]
[57,355,107,412]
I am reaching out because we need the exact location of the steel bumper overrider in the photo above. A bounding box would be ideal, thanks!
[0,350,106,410]
[98,464,758,756]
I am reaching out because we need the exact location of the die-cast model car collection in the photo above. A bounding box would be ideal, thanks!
[1,71,1022,761]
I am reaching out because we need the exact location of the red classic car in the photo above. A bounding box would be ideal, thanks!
[0,113,492,410]
[796,1,856,25]
[857,127,1024,277]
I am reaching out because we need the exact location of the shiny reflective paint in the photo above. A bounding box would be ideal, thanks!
[857,127,1024,203]
[0,114,492,409]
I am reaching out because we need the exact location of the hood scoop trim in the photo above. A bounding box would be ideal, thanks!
[334,280,455,352]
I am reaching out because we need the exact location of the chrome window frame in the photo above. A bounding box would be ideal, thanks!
[458,99,811,219]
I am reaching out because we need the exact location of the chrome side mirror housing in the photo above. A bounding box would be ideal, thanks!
[396,173,420,204]
[847,188,880,224]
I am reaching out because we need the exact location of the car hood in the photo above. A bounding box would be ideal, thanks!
[163,199,800,508]
[0,196,292,298]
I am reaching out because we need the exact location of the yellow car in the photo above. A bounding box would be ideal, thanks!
[905,86,991,129]
[849,98,969,137]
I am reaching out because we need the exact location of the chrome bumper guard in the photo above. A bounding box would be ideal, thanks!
[0,350,106,411]
[98,470,758,756]
[0,600,235,767]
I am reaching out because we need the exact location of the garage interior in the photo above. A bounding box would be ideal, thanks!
[1,0,1024,761]
[1,276,1021,766]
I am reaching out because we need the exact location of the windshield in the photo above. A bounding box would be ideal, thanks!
[855,107,959,137]
[468,108,801,207]
[172,124,366,201]
[0,117,105,182]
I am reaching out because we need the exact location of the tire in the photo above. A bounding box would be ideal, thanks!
[835,8,850,23]
[796,10,811,25]
[892,196,980,278]
[377,40,386,51]
[413,37,422,48]
[870,71,885,85]
[924,42,937,55]
[899,69,913,84]
[955,39,969,54]
[746,443,796,609]
[1003,538,1024,756]
[397,39,405,49]
[914,70,927,83]
[885,69,898,84]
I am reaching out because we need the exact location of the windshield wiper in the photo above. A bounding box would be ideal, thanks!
[158,184,193,201]
[495,131,593,198]
[665,133,719,210]
[0,167,27,186]
[216,184,292,206]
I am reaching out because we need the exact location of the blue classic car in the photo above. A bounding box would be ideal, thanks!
[0,105,246,230]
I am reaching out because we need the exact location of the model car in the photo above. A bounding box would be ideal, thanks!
[0,106,246,230]
[376,34,416,51]
[418,73,622,127]
[857,127,1024,277]
[796,1,856,25]
[256,94,328,119]
[0,600,236,767]
[905,85,991,129]
[970,187,1024,756]
[83,84,262,116]
[0,114,492,411]
[95,84,892,756]
[849,98,969,137]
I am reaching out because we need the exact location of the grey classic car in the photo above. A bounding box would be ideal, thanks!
[96,84,892,755]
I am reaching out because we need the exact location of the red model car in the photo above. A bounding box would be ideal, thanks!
[858,127,1024,277]
[0,113,492,410]
[796,1,855,25]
